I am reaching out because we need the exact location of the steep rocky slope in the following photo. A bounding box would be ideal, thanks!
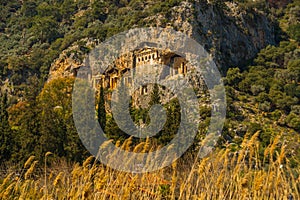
[49,1,276,79]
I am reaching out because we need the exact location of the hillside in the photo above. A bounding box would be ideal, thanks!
[0,0,299,199]
[0,0,277,86]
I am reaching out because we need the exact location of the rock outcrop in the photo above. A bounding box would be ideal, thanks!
[165,1,276,73]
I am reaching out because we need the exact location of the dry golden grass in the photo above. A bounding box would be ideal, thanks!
[0,133,299,200]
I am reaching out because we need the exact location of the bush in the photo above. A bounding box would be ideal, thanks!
[248,122,262,134]
[259,101,271,112]
[286,113,300,131]
[256,92,269,103]
[287,24,300,42]
[270,109,282,121]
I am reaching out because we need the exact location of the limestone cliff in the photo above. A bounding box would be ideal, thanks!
[48,1,276,79]
[161,1,276,73]
[48,40,94,81]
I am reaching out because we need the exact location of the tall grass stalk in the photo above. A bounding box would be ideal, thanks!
[0,134,299,199]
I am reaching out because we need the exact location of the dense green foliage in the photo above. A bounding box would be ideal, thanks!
[226,41,299,126]
[105,83,181,147]
[4,77,88,165]
[282,0,300,42]
[0,92,12,162]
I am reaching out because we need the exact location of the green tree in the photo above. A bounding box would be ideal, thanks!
[31,16,60,43]
[36,2,62,21]
[149,83,161,106]
[105,80,129,142]
[159,99,181,145]
[287,24,300,42]
[97,86,106,132]
[21,0,37,17]
[145,83,161,125]
[286,113,300,131]
[0,91,12,162]
[9,76,42,165]
[287,59,300,83]
[60,0,77,22]
[91,1,108,22]
[38,77,88,162]
[225,67,242,88]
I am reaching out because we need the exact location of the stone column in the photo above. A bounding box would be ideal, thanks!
[110,77,113,89]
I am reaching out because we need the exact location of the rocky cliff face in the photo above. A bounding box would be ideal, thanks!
[49,1,276,79]
[48,42,92,81]
[161,1,276,73]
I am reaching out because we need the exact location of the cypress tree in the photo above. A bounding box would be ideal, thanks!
[149,83,161,106]
[105,80,129,142]
[0,90,12,162]
[97,85,106,131]
[146,83,161,125]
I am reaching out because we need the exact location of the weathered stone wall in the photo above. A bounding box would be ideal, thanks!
[93,48,191,108]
